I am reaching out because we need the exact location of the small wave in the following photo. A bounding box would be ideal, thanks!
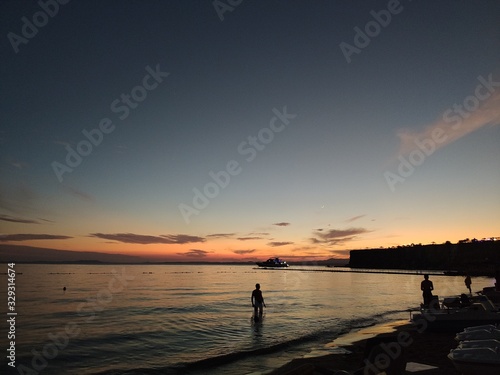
[92,330,335,375]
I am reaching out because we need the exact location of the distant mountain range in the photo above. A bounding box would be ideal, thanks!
[0,244,350,265]
[0,244,145,264]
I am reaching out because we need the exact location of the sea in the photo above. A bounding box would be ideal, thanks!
[0,264,495,374]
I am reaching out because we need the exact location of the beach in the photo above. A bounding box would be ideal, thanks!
[269,319,460,374]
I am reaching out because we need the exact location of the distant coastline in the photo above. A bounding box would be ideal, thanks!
[1,240,498,276]
[0,244,349,266]
[350,239,500,276]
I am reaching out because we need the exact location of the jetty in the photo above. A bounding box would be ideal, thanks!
[254,267,447,276]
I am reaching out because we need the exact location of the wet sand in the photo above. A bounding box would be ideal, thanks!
[269,320,460,374]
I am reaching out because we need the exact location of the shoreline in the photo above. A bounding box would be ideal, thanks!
[268,319,460,374]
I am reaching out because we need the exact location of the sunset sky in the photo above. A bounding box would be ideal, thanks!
[1,1,499,262]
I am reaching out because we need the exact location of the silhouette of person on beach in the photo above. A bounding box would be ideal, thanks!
[464,274,472,294]
[420,274,434,307]
[251,283,266,321]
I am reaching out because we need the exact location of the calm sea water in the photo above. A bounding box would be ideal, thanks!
[0,264,494,374]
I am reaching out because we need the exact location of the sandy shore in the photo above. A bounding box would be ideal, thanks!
[268,320,460,374]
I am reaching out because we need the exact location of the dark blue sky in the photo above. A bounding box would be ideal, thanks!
[1,0,499,260]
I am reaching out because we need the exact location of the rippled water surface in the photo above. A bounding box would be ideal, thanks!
[0,264,494,374]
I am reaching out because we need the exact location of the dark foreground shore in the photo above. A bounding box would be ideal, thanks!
[269,320,460,375]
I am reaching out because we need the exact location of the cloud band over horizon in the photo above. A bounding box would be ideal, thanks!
[90,233,206,245]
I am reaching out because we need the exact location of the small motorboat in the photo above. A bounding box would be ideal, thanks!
[448,347,500,375]
[256,258,289,268]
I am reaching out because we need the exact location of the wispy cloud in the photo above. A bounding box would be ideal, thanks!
[0,214,40,224]
[395,89,500,158]
[233,249,256,255]
[63,185,94,201]
[165,234,205,243]
[90,233,206,244]
[206,233,236,238]
[38,218,56,224]
[311,227,370,246]
[0,184,38,215]
[237,236,263,241]
[178,249,210,258]
[273,222,290,227]
[10,160,29,169]
[291,245,315,252]
[345,215,366,223]
[267,241,294,247]
[0,234,72,242]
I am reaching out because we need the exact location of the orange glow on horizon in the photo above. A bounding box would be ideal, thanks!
[4,227,498,263]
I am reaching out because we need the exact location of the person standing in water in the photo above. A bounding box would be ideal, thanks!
[464,274,472,294]
[251,283,266,321]
[420,274,434,307]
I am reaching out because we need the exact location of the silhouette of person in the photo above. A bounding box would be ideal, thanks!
[251,283,266,321]
[464,274,472,294]
[420,274,434,307]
